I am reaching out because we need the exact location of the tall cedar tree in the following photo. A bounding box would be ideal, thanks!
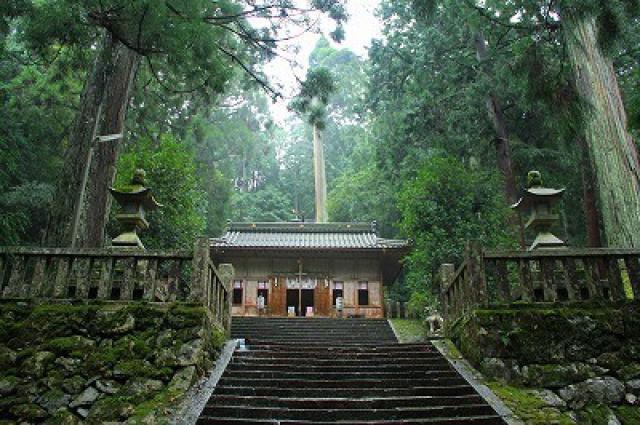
[290,67,336,223]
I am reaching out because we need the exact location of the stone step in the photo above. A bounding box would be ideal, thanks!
[216,376,470,388]
[231,328,396,335]
[230,318,398,339]
[221,369,459,380]
[231,317,391,323]
[231,324,396,330]
[198,405,499,421]
[213,384,480,398]
[233,335,398,341]
[229,358,450,368]
[226,362,450,372]
[233,327,396,331]
[206,394,488,409]
[232,325,396,331]
[243,342,434,352]
[231,332,397,338]
[197,417,505,424]
[239,339,398,345]
[233,350,442,359]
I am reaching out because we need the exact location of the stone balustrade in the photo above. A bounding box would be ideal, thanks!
[0,237,233,331]
[440,242,640,327]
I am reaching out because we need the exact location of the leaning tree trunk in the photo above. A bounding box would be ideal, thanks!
[43,32,115,247]
[474,32,525,248]
[578,136,603,247]
[565,15,640,248]
[312,124,328,223]
[81,43,140,248]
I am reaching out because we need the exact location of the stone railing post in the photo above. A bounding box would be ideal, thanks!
[465,241,488,308]
[217,263,234,332]
[190,237,209,303]
[438,263,455,321]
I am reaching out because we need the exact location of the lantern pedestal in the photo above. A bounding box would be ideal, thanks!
[110,211,150,249]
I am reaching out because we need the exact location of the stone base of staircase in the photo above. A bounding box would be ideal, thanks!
[196,317,506,424]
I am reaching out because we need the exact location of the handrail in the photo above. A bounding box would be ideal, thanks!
[484,248,640,259]
[0,238,234,332]
[440,243,640,329]
[0,246,192,258]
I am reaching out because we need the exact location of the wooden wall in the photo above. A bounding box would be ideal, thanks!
[224,253,384,318]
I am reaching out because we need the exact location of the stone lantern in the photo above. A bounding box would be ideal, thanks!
[109,169,161,250]
[511,171,566,250]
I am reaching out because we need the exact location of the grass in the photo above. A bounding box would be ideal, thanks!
[389,319,426,343]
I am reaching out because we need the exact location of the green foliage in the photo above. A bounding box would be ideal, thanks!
[407,291,431,319]
[328,164,396,231]
[114,135,207,249]
[615,405,640,424]
[398,157,512,295]
[0,37,81,245]
[232,188,295,222]
[290,67,336,129]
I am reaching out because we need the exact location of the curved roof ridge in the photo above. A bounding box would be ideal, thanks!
[210,222,410,251]
[226,221,376,234]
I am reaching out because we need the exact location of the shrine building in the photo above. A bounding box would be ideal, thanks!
[210,222,409,318]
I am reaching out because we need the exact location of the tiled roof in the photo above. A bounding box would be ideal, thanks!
[210,222,410,250]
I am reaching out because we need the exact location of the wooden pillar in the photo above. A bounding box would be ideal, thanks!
[270,276,286,316]
[315,278,331,317]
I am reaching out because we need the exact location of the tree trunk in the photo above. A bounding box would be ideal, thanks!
[43,32,114,247]
[565,15,640,247]
[474,32,525,248]
[312,124,328,223]
[82,43,141,248]
[579,136,603,247]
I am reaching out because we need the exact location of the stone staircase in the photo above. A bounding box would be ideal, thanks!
[196,317,506,424]
[230,316,398,345]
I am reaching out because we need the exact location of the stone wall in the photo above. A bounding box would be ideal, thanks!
[0,301,226,424]
[450,302,640,422]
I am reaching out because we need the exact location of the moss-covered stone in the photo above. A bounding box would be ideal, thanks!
[617,363,640,381]
[521,363,599,388]
[0,344,17,369]
[576,404,619,425]
[114,359,172,380]
[21,351,56,377]
[86,395,136,423]
[122,378,164,403]
[0,375,19,396]
[486,381,575,424]
[0,302,226,423]
[167,305,206,329]
[47,336,96,357]
[596,352,626,371]
[450,304,639,371]
[126,386,185,425]
[43,408,80,425]
[36,388,71,413]
[10,403,48,421]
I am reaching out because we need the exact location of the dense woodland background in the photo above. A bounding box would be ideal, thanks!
[1,0,640,313]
